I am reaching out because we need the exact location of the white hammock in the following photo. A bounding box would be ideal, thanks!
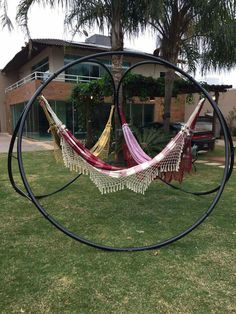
[41,95,203,194]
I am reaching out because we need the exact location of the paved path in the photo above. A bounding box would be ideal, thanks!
[195,159,236,169]
[195,154,236,170]
[0,133,235,170]
[215,139,236,147]
[0,133,54,153]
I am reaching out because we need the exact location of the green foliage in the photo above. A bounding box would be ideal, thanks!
[16,0,152,44]
[70,76,113,138]
[123,74,165,99]
[132,127,172,157]
[0,0,13,30]
[123,73,198,98]
[149,0,236,72]
[71,73,218,104]
[226,106,236,135]
[71,76,112,105]
[64,0,152,40]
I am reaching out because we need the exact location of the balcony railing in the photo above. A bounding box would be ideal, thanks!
[5,71,101,93]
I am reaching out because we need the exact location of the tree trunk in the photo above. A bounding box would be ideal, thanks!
[111,0,123,84]
[111,0,124,160]
[212,91,220,150]
[86,99,93,148]
[160,3,181,133]
[163,70,175,132]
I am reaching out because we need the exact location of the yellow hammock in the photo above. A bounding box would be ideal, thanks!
[90,105,114,160]
[39,95,114,161]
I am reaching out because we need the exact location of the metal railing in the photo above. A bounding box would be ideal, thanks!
[5,71,101,93]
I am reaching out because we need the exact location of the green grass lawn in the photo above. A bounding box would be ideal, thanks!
[0,150,235,313]
[200,145,226,159]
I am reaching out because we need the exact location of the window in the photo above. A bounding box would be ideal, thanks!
[64,54,131,81]
[32,57,49,73]
[64,55,101,80]
[10,100,77,140]
[127,103,154,127]
[11,103,25,130]
[90,64,100,78]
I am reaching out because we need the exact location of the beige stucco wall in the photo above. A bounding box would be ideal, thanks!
[0,72,7,132]
[130,95,185,123]
[19,46,65,78]
[216,89,236,117]
[19,47,64,79]
[185,89,236,122]
[65,46,101,58]
[19,47,51,78]
[132,63,166,79]
[6,47,170,91]
[62,49,167,79]
[3,46,65,96]
[2,45,187,134]
[50,46,65,72]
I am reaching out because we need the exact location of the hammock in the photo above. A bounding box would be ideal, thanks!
[39,96,114,160]
[39,96,202,194]
[40,97,62,161]
[90,105,114,160]
[120,98,205,165]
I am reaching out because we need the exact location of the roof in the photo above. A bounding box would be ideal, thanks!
[179,83,232,94]
[2,38,112,73]
[204,84,233,93]
[1,38,234,93]
[85,34,111,46]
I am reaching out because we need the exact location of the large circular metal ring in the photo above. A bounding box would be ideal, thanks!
[12,51,233,251]
[116,60,234,196]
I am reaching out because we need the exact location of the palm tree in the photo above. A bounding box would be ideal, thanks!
[62,0,152,151]
[15,0,154,154]
[148,0,236,131]
[0,0,13,30]
[16,0,151,80]
[12,0,236,136]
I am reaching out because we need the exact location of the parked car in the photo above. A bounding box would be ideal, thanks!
[142,116,215,151]
[172,116,215,151]
[141,121,179,133]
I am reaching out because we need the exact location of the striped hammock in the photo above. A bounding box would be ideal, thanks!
[39,95,114,161]
[120,98,205,165]
[39,96,200,194]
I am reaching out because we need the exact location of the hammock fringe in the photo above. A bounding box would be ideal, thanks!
[60,134,185,194]
[40,95,204,194]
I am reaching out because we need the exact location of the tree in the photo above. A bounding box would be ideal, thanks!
[16,0,151,80]
[148,0,236,131]
[0,0,13,30]
[15,0,155,154]
[10,0,236,137]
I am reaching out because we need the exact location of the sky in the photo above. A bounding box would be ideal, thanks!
[1,1,235,88]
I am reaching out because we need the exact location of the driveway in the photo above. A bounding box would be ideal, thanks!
[0,133,54,153]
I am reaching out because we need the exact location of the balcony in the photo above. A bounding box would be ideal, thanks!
[5,71,101,94]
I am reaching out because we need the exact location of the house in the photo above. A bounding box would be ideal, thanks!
[1,34,233,140]
[0,35,188,139]
[185,89,236,121]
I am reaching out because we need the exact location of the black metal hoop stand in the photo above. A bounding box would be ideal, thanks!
[8,51,233,252]
[116,60,234,196]
[7,58,116,200]
[7,111,82,200]
[8,58,234,200]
